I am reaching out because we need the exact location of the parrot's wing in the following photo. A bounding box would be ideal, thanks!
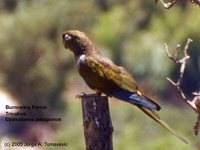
[138,106,188,144]
[113,66,160,110]
[85,54,160,110]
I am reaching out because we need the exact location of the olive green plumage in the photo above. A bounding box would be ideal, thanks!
[62,30,188,143]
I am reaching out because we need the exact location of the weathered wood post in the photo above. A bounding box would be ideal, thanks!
[81,94,113,150]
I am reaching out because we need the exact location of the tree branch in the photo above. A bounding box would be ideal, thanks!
[157,0,177,9]
[164,38,200,135]
[190,0,200,6]
[156,0,200,9]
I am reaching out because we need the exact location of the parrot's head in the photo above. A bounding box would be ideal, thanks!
[62,30,94,56]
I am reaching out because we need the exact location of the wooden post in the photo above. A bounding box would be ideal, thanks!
[81,94,113,150]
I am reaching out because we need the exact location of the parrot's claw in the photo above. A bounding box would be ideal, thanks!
[75,92,102,99]
[75,92,86,99]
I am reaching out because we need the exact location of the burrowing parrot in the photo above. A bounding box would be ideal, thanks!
[62,30,187,143]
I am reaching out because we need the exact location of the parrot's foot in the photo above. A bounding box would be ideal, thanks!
[75,92,102,99]
[96,92,102,97]
[95,89,102,96]
[75,92,87,99]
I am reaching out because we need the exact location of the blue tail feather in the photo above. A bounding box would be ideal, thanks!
[112,90,160,110]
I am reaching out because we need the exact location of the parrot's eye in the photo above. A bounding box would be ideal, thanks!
[64,34,72,41]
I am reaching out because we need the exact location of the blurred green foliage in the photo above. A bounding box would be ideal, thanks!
[0,0,199,149]
[0,0,100,114]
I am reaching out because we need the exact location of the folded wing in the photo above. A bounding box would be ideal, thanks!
[91,54,160,110]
